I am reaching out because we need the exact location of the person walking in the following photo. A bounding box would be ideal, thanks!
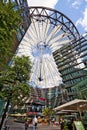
[33,116,38,130]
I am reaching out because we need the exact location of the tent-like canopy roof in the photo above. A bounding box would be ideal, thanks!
[16,6,80,89]
[54,99,87,111]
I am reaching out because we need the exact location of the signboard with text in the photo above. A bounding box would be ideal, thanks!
[74,121,85,130]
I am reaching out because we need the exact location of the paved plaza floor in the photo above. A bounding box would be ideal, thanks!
[5,118,60,130]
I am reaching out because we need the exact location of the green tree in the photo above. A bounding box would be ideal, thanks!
[42,107,54,122]
[0,1,21,70]
[72,78,87,99]
[0,56,32,129]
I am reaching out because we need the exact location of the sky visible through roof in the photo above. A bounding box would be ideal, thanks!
[28,0,87,35]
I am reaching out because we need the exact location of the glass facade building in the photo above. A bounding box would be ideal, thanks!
[53,34,87,102]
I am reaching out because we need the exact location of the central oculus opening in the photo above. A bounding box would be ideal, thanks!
[37,42,46,51]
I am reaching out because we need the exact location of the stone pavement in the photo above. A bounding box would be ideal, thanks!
[5,118,60,130]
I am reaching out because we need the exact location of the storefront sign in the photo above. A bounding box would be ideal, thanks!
[74,121,85,130]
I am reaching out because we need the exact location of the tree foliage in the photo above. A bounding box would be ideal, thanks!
[42,107,54,118]
[0,1,21,69]
[0,56,32,129]
[0,56,32,106]
[72,78,87,99]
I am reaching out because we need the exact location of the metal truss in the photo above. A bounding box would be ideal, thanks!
[29,6,80,40]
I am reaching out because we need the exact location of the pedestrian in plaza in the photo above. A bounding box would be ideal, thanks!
[33,115,38,130]
[25,120,29,130]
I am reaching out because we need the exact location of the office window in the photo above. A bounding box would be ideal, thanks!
[17,29,22,41]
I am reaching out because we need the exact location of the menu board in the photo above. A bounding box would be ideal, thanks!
[74,121,85,130]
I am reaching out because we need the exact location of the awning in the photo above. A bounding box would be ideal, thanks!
[54,99,87,111]
[54,99,87,119]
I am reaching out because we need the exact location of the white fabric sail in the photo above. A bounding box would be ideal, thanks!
[16,18,70,88]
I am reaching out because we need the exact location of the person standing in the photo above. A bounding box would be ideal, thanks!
[25,120,29,130]
[33,116,38,130]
